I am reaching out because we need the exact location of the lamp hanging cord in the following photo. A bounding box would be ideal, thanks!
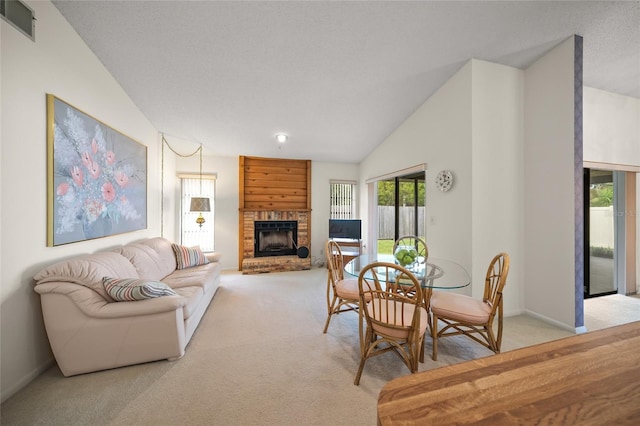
[199,143,203,194]
[161,134,209,230]
[162,135,202,158]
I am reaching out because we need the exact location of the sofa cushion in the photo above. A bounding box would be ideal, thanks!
[115,243,165,281]
[172,244,209,270]
[162,261,221,290]
[134,237,177,277]
[34,252,139,302]
[103,277,177,301]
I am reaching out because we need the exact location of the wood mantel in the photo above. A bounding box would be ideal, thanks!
[238,156,312,272]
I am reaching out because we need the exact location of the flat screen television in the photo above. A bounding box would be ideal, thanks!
[329,219,361,240]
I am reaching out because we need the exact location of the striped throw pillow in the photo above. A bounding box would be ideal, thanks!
[172,244,210,270]
[103,277,177,301]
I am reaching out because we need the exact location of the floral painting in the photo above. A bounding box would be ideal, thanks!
[47,95,147,246]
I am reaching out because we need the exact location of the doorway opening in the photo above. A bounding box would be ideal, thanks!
[376,171,425,255]
[583,168,637,298]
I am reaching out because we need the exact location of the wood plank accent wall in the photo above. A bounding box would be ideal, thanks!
[238,156,312,272]
[239,156,311,211]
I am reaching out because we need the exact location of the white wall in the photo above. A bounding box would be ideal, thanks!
[311,162,360,264]
[523,37,578,330]
[471,60,525,314]
[359,59,526,316]
[173,152,239,271]
[1,1,160,401]
[359,61,474,288]
[583,87,640,166]
[210,155,240,270]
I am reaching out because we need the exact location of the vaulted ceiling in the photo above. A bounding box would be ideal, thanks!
[52,1,640,163]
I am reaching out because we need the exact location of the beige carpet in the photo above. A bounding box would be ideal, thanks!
[1,268,637,426]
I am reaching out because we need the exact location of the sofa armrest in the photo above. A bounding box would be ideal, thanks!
[35,282,187,319]
[205,252,222,263]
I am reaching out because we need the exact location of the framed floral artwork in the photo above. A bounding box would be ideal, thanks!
[46,94,147,246]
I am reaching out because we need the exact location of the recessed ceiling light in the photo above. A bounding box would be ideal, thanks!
[275,133,288,143]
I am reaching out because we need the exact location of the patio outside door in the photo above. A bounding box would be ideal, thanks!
[584,169,617,297]
[376,172,425,255]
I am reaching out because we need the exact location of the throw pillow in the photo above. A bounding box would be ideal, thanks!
[103,277,177,302]
[172,244,209,270]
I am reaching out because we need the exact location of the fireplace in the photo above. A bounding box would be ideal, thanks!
[254,220,298,257]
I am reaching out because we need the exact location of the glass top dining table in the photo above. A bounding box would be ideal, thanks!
[344,254,471,290]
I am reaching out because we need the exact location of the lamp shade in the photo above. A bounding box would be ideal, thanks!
[190,197,211,212]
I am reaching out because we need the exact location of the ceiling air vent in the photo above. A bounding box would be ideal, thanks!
[1,0,35,41]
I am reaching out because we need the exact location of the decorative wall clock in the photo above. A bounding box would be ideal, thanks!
[435,170,453,192]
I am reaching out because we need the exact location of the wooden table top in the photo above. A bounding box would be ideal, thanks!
[377,321,640,425]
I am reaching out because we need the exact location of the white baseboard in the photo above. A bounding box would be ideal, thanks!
[1,359,54,403]
[523,309,578,333]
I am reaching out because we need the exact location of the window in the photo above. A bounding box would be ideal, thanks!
[330,181,356,219]
[180,175,215,252]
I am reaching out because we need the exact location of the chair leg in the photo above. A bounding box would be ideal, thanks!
[354,357,367,385]
[323,295,337,333]
[416,334,425,369]
[322,313,333,334]
[485,326,498,353]
[354,328,373,385]
[432,314,438,361]
[496,304,504,352]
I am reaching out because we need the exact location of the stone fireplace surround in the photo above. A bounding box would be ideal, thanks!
[241,210,311,274]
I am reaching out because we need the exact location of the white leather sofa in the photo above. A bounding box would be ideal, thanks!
[33,237,221,376]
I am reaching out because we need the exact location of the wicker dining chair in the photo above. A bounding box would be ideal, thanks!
[430,252,510,361]
[354,262,429,385]
[323,239,361,333]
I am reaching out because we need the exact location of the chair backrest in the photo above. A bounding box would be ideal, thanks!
[325,240,345,285]
[358,262,423,336]
[393,236,428,264]
[483,252,510,314]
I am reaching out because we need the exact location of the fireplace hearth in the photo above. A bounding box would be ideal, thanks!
[254,220,297,257]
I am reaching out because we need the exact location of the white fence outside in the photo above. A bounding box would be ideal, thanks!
[378,206,425,239]
[590,206,614,249]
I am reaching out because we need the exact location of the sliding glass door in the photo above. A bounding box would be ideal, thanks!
[584,169,617,297]
[376,172,425,254]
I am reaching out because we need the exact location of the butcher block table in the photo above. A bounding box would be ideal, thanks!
[377,321,640,425]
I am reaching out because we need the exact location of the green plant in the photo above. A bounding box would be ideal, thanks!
[590,246,614,259]
[590,185,613,207]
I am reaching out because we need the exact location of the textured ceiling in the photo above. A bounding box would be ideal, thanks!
[52,1,640,163]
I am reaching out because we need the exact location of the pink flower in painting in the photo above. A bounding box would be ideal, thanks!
[105,151,116,165]
[71,166,83,186]
[115,171,129,187]
[57,182,70,195]
[89,161,101,179]
[82,152,92,169]
[91,139,98,154]
[84,198,105,221]
[102,182,116,202]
